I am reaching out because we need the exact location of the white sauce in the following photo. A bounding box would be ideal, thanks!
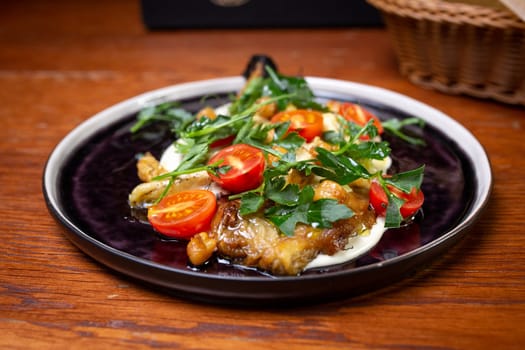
[305,217,386,270]
[214,103,230,116]
[159,143,181,172]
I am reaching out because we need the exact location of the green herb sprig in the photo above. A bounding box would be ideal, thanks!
[383,117,426,146]
[130,102,194,135]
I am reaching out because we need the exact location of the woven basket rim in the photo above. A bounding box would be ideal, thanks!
[367,0,525,29]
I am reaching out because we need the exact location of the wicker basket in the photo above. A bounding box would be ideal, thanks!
[367,0,525,106]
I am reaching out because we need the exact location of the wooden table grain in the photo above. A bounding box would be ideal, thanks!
[1,1,524,349]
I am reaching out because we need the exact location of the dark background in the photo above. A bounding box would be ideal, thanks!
[141,0,383,29]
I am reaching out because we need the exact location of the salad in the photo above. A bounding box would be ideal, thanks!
[128,61,425,276]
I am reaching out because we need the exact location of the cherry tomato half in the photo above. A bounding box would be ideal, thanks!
[208,143,265,193]
[270,109,324,142]
[391,186,424,218]
[147,190,217,239]
[210,134,235,148]
[339,102,384,135]
[369,181,389,217]
[369,181,424,218]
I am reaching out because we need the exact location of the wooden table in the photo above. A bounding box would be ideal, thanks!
[2,1,524,349]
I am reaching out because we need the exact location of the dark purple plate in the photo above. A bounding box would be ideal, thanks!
[43,77,492,305]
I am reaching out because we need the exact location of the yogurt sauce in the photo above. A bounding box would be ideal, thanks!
[305,217,385,270]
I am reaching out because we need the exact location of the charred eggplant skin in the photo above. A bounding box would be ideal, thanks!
[242,54,278,79]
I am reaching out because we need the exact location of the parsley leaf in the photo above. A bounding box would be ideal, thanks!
[265,177,300,206]
[377,166,425,227]
[308,199,355,228]
[239,192,265,216]
[384,195,405,228]
[313,147,372,185]
[384,166,425,193]
[264,186,354,236]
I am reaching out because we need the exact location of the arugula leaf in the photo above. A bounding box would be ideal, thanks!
[236,120,305,156]
[229,77,264,115]
[181,94,291,141]
[229,65,325,116]
[272,121,291,140]
[382,118,426,146]
[173,140,209,171]
[261,153,316,184]
[265,66,326,111]
[233,117,274,146]
[274,132,305,153]
[324,118,385,160]
[130,102,194,134]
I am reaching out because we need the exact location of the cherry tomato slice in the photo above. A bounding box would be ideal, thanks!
[147,190,217,239]
[369,181,424,218]
[270,109,324,142]
[210,134,235,148]
[369,181,389,217]
[339,102,383,135]
[391,186,424,218]
[208,143,265,193]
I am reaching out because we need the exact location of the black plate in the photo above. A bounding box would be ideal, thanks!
[43,77,492,305]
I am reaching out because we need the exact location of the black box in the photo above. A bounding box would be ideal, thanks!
[141,0,383,29]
